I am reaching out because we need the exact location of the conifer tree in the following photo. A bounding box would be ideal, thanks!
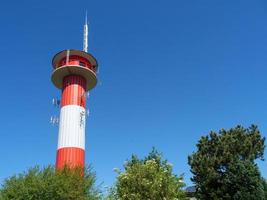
[188,125,266,200]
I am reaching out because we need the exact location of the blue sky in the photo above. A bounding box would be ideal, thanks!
[0,0,266,188]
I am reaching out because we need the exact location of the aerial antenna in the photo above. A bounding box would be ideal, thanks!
[83,11,88,52]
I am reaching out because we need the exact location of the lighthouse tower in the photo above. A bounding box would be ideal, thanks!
[51,16,98,169]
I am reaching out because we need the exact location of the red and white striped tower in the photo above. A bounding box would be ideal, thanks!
[51,17,97,170]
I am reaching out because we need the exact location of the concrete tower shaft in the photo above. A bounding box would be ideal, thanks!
[56,75,86,169]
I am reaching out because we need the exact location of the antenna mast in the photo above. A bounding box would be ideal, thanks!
[83,11,88,52]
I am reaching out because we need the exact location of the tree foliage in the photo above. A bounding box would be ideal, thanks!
[0,166,101,200]
[108,148,186,200]
[188,125,266,200]
[263,178,267,199]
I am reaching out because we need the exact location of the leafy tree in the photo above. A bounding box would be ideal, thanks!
[263,178,267,199]
[188,125,266,200]
[0,166,101,200]
[108,148,186,200]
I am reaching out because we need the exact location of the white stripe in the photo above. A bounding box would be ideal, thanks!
[57,105,86,149]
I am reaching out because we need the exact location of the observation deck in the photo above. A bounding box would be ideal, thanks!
[51,49,98,91]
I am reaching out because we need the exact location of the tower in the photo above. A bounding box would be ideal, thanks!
[51,16,98,169]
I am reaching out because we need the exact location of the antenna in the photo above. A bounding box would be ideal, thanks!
[83,11,88,52]
[82,91,90,99]
[86,109,90,117]
[52,97,61,107]
[80,110,86,127]
[50,116,59,126]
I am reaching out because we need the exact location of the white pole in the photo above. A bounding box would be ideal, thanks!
[83,11,88,52]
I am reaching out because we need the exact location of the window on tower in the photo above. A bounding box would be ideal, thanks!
[80,61,85,67]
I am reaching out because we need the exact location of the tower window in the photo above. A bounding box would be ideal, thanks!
[80,61,85,67]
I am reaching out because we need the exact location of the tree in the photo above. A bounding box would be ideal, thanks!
[108,148,186,200]
[188,125,266,200]
[263,178,267,199]
[0,166,101,200]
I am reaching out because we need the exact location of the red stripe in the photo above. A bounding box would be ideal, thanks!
[58,55,92,69]
[61,75,86,108]
[56,147,85,169]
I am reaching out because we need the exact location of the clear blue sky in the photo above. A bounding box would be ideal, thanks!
[0,0,266,188]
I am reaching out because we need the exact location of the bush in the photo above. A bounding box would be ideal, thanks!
[0,166,101,200]
[108,148,186,200]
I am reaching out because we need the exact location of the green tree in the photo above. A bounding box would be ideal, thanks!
[0,166,101,200]
[188,125,266,200]
[108,148,186,200]
[263,178,267,199]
